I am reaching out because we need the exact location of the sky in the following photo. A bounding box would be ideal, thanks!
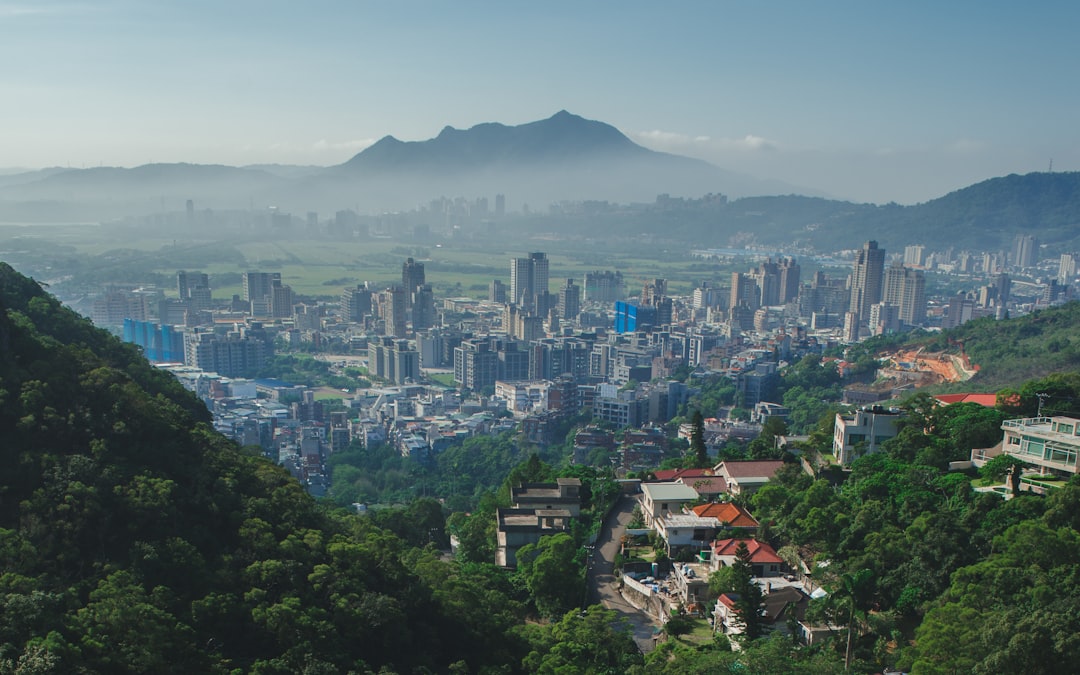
[2,0,1077,204]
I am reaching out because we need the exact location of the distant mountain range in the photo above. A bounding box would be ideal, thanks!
[0,111,1078,252]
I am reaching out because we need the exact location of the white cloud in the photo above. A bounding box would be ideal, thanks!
[630,129,777,153]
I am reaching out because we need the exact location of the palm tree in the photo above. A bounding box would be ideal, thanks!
[837,568,874,670]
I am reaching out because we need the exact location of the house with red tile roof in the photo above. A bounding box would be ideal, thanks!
[713,460,786,496]
[933,393,999,407]
[711,538,784,577]
[677,475,728,501]
[652,467,715,482]
[690,502,759,531]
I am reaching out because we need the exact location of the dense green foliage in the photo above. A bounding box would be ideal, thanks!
[0,263,638,673]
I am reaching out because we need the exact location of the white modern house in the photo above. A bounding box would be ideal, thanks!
[832,405,904,466]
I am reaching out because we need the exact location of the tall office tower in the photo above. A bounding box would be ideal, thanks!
[489,279,507,304]
[992,273,1011,305]
[495,193,506,217]
[750,260,781,306]
[641,278,666,305]
[903,245,925,267]
[882,262,906,306]
[1059,253,1077,285]
[899,267,926,326]
[177,271,209,301]
[557,278,581,320]
[510,252,549,311]
[1012,234,1039,268]
[242,272,281,303]
[270,283,295,319]
[401,257,426,308]
[186,199,194,224]
[730,272,761,312]
[777,257,801,304]
[411,284,436,330]
[341,286,373,322]
[584,270,624,303]
[885,263,926,326]
[381,286,408,337]
[849,240,886,323]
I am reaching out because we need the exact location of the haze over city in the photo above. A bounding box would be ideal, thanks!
[3,0,1078,204]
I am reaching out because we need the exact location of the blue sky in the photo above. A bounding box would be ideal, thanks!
[2,0,1077,203]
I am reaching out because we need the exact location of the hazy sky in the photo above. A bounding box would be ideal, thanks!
[2,1,1077,204]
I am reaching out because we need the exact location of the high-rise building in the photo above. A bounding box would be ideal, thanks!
[777,257,801,304]
[380,286,408,338]
[903,245,925,267]
[510,252,549,311]
[584,270,624,303]
[1059,253,1077,285]
[242,272,281,303]
[341,286,373,322]
[849,241,886,324]
[751,260,780,307]
[411,284,436,330]
[557,278,581,320]
[489,279,507,304]
[882,262,925,325]
[401,258,426,308]
[730,272,760,312]
[1012,235,1039,268]
[495,194,506,217]
[177,271,209,300]
[270,283,295,319]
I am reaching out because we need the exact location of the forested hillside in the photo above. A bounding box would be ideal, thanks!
[0,262,640,673]
[852,301,1080,393]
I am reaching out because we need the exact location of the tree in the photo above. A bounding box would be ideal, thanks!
[690,410,708,467]
[730,541,764,641]
[836,568,875,671]
[516,533,583,619]
[979,454,1026,496]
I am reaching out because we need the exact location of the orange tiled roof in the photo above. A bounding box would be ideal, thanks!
[712,538,782,564]
[691,502,758,528]
[934,393,999,407]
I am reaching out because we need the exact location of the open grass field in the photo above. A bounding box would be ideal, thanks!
[5,222,751,303]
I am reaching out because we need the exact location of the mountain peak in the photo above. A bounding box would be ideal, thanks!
[338,111,645,172]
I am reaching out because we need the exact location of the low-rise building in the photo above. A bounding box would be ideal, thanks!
[832,405,904,466]
[495,508,572,567]
[972,416,1080,478]
[714,460,786,496]
[711,538,784,577]
[640,482,701,528]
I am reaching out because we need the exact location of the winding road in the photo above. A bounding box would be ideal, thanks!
[586,493,660,653]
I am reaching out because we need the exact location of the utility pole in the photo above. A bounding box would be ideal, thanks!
[1036,392,1049,418]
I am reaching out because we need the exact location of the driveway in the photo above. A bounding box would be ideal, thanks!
[586,493,660,653]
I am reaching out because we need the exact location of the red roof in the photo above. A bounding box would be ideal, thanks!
[691,502,758,528]
[678,476,728,495]
[934,393,999,407]
[712,538,783,565]
[653,467,714,481]
[715,460,785,479]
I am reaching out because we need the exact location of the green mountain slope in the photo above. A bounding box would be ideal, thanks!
[0,262,532,673]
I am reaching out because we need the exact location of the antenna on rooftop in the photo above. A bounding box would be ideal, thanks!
[1036,392,1049,417]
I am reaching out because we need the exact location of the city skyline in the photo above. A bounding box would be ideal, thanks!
[2,1,1078,204]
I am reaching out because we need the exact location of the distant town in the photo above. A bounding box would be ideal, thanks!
[68,195,1075,500]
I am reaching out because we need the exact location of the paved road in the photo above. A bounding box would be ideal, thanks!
[587,494,660,653]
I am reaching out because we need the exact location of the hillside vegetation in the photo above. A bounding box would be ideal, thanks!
[847,301,1080,395]
[0,262,641,673]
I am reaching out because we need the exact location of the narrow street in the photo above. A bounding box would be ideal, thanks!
[587,493,660,653]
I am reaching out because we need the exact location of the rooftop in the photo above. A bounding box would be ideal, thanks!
[715,460,785,479]
[641,482,701,502]
[690,502,759,528]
